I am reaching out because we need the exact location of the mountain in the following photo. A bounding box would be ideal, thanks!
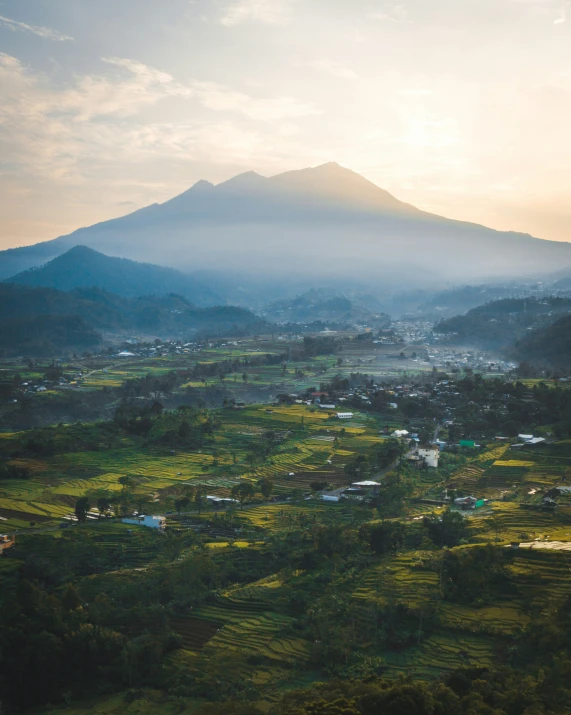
[433,296,571,349]
[5,246,221,306]
[3,162,571,288]
[0,283,265,356]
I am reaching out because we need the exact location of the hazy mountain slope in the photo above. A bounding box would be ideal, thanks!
[510,313,571,366]
[2,163,571,287]
[0,315,102,357]
[6,246,221,306]
[0,283,266,355]
[434,296,571,348]
[263,288,390,324]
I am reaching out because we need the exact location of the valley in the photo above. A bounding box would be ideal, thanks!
[2,328,571,713]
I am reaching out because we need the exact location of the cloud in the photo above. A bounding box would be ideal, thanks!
[554,1,569,23]
[296,59,359,80]
[3,53,314,125]
[0,52,317,186]
[0,14,73,41]
[52,57,193,121]
[369,4,409,22]
[220,0,294,26]
[192,80,317,120]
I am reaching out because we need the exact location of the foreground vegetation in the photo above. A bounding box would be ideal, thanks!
[2,337,571,715]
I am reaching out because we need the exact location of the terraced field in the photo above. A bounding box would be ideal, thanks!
[353,553,440,609]
[170,616,223,651]
[0,404,383,528]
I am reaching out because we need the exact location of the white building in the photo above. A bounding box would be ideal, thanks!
[517,434,546,445]
[417,445,440,468]
[392,429,409,439]
[122,515,166,530]
[206,495,239,505]
[336,412,354,419]
[351,480,380,494]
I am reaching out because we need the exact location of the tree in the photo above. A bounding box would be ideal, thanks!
[195,487,207,514]
[61,583,82,611]
[231,481,255,509]
[258,477,274,500]
[424,509,468,548]
[74,496,90,523]
[118,475,136,491]
[360,521,406,555]
[246,451,259,474]
[91,489,113,519]
[150,400,163,417]
[175,496,190,515]
[310,480,329,492]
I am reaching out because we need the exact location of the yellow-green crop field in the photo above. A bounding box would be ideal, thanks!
[0,405,382,529]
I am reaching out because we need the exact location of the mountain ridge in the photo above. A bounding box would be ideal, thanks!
[5,245,221,305]
[1,162,570,287]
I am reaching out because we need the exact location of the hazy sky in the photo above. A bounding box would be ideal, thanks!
[1,0,570,249]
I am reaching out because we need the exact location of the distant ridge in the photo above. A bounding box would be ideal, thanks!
[5,246,221,306]
[0,282,264,356]
[1,162,571,287]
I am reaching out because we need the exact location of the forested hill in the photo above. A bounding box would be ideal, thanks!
[5,246,221,306]
[434,296,571,349]
[510,313,571,366]
[0,283,265,356]
[263,288,391,325]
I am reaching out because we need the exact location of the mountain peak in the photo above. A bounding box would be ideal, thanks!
[60,245,100,259]
[314,161,343,170]
[268,162,415,213]
[216,171,268,191]
[191,179,215,191]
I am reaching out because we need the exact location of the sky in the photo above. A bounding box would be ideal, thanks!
[1,0,570,249]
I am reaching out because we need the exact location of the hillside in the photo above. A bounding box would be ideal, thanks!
[421,284,528,315]
[2,163,571,289]
[0,315,102,357]
[6,246,220,306]
[262,288,391,325]
[510,313,571,366]
[0,283,265,356]
[433,296,571,349]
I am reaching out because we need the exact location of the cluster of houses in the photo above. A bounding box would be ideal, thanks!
[511,434,546,449]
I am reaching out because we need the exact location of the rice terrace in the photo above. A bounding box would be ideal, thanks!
[2,328,571,715]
